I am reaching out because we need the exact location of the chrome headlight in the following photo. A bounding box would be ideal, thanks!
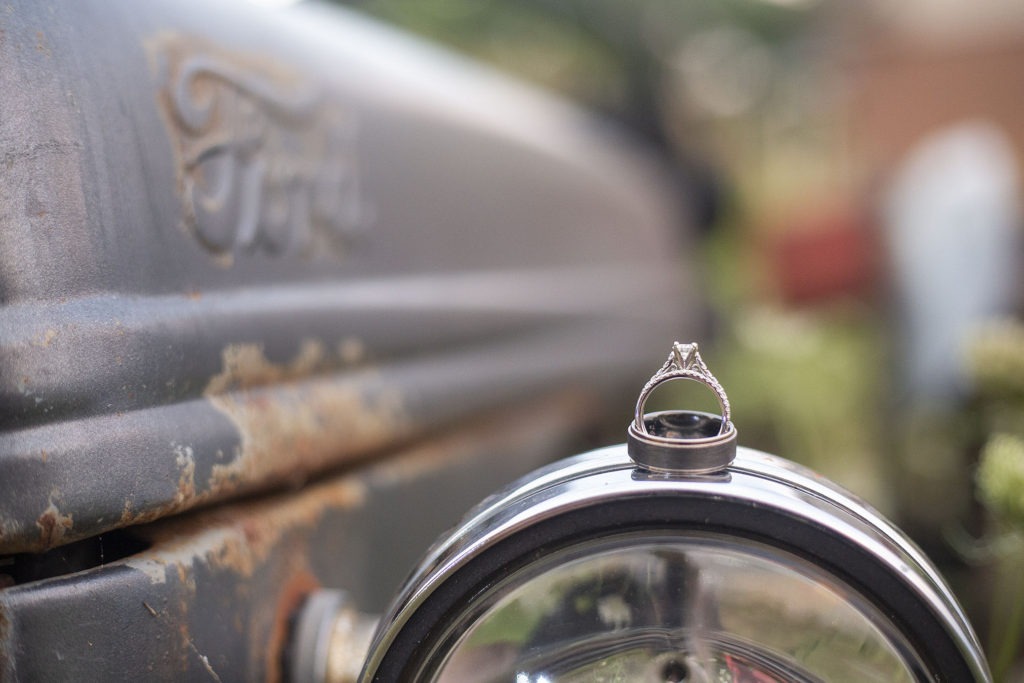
[359,343,990,682]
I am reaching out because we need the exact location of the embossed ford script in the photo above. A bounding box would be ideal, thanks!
[151,35,370,259]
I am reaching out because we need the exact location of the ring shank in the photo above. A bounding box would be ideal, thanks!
[633,371,731,435]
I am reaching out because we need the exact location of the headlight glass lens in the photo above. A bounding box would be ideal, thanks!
[434,534,922,683]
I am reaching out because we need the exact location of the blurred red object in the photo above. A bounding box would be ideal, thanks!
[765,204,879,307]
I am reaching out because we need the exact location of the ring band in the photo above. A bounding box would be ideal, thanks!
[633,342,731,436]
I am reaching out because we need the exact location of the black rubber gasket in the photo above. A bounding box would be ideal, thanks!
[371,491,975,682]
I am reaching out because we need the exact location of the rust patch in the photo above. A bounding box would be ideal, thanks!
[54,395,593,678]
[337,337,365,365]
[265,570,320,683]
[34,29,49,56]
[119,499,134,525]
[127,475,366,584]
[201,340,405,499]
[0,602,10,677]
[100,338,384,536]
[204,340,328,395]
[172,444,196,504]
[31,328,57,347]
[36,501,73,548]
[118,472,367,678]
[123,471,355,677]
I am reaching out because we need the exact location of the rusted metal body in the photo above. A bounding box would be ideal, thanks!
[0,0,691,555]
[0,395,597,680]
[0,0,696,679]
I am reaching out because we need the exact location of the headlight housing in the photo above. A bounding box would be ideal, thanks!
[359,344,990,682]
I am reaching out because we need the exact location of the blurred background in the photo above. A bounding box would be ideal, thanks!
[334,0,1024,677]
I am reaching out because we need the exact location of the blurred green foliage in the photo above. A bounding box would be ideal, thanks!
[709,307,890,507]
[978,434,1024,529]
[341,0,822,146]
[351,0,629,107]
[970,321,1024,680]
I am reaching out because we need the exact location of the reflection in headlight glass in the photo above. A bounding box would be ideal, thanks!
[434,535,921,683]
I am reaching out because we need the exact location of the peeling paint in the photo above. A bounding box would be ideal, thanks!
[35,501,72,548]
[124,558,169,585]
[201,340,403,499]
[172,443,196,504]
[204,340,329,395]
[119,499,134,525]
[128,476,366,585]
[81,337,389,543]
[0,393,593,679]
